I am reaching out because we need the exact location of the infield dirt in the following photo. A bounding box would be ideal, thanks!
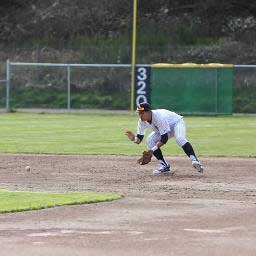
[0,154,256,256]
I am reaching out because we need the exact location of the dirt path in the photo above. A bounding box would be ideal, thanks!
[0,154,256,256]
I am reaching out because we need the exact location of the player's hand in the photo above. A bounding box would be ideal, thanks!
[125,130,135,141]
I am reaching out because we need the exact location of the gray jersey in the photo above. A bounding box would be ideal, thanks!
[136,109,183,136]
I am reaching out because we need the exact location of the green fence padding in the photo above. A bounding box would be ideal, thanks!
[151,64,233,115]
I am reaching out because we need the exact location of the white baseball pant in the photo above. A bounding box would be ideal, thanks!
[147,119,188,149]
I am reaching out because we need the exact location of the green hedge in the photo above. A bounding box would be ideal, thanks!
[233,86,256,113]
[7,86,129,110]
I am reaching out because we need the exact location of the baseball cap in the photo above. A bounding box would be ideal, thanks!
[136,102,151,112]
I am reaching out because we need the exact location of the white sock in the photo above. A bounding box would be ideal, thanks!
[190,155,197,161]
[159,160,169,166]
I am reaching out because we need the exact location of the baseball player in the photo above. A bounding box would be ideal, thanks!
[125,102,203,175]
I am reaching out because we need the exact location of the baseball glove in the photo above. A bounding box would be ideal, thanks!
[137,150,153,165]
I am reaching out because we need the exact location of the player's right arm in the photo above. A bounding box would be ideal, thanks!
[125,119,147,144]
[125,130,143,144]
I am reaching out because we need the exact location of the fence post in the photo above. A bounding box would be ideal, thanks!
[6,59,10,112]
[67,65,71,110]
[215,68,218,114]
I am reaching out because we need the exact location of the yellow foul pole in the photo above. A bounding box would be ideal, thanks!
[130,0,138,113]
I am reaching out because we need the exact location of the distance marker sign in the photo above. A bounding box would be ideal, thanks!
[134,66,151,108]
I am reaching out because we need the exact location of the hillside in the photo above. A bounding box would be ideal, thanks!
[0,0,256,64]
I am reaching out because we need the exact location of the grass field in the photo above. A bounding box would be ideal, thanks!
[0,113,255,157]
[0,189,121,213]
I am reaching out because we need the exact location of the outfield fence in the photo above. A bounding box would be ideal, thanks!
[233,65,256,113]
[0,60,255,114]
[4,61,135,112]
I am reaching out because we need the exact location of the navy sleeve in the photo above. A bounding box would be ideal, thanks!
[136,134,144,142]
[160,133,168,144]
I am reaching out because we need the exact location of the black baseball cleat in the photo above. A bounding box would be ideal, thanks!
[153,164,172,176]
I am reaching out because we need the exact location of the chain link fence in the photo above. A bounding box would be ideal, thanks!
[0,61,256,113]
